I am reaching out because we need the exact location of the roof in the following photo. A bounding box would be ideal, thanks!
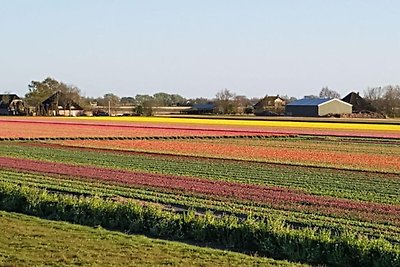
[286,98,331,106]
[0,94,19,99]
[0,94,21,108]
[288,98,352,108]
[42,91,83,110]
[342,92,376,112]
[254,95,285,108]
[191,103,216,110]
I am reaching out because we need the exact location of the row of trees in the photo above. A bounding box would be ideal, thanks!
[20,77,400,117]
[364,86,400,117]
[89,92,187,108]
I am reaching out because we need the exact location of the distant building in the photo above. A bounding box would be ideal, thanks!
[185,103,217,114]
[341,92,376,113]
[286,98,352,117]
[40,91,83,116]
[0,94,27,115]
[253,95,286,116]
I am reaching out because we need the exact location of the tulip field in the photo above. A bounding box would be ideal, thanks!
[0,116,399,266]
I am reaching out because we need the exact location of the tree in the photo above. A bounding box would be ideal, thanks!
[319,87,341,98]
[60,84,82,116]
[280,95,297,104]
[304,95,319,99]
[134,94,154,106]
[169,94,186,106]
[133,94,155,116]
[364,87,386,115]
[215,88,236,114]
[1,91,11,106]
[120,97,135,105]
[25,77,60,110]
[364,87,384,101]
[249,97,261,106]
[233,95,251,114]
[103,93,120,106]
[382,85,400,117]
[152,92,186,106]
[25,77,83,115]
[142,99,157,116]
[364,85,400,117]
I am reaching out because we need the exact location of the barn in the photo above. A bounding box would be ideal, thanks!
[285,98,352,117]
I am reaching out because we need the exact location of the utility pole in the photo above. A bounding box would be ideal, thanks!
[108,100,111,116]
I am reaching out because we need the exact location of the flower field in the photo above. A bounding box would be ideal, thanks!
[49,137,400,173]
[0,116,399,266]
[0,119,285,138]
[1,116,400,138]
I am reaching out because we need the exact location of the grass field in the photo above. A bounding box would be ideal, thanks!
[0,116,399,266]
[0,211,303,267]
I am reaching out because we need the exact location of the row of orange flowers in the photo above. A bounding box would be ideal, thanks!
[53,139,400,173]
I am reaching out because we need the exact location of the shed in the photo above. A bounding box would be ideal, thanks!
[286,98,352,117]
[341,92,376,113]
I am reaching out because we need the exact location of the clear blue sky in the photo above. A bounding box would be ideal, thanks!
[1,0,399,99]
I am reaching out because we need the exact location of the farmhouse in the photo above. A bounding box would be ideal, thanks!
[0,94,27,115]
[286,98,352,117]
[342,92,376,113]
[40,91,83,116]
[253,95,286,116]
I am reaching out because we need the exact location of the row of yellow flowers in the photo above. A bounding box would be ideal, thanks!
[75,116,400,132]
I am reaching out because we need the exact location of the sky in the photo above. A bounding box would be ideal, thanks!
[0,0,399,99]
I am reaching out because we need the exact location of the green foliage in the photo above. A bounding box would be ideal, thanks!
[0,182,399,267]
[25,77,82,111]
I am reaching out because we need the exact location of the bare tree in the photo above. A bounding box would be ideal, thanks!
[383,85,400,117]
[364,87,384,101]
[364,87,385,114]
[319,87,341,98]
[215,89,236,114]
[364,86,400,117]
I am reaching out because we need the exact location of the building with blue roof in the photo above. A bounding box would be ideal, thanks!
[185,103,217,114]
[286,98,352,117]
